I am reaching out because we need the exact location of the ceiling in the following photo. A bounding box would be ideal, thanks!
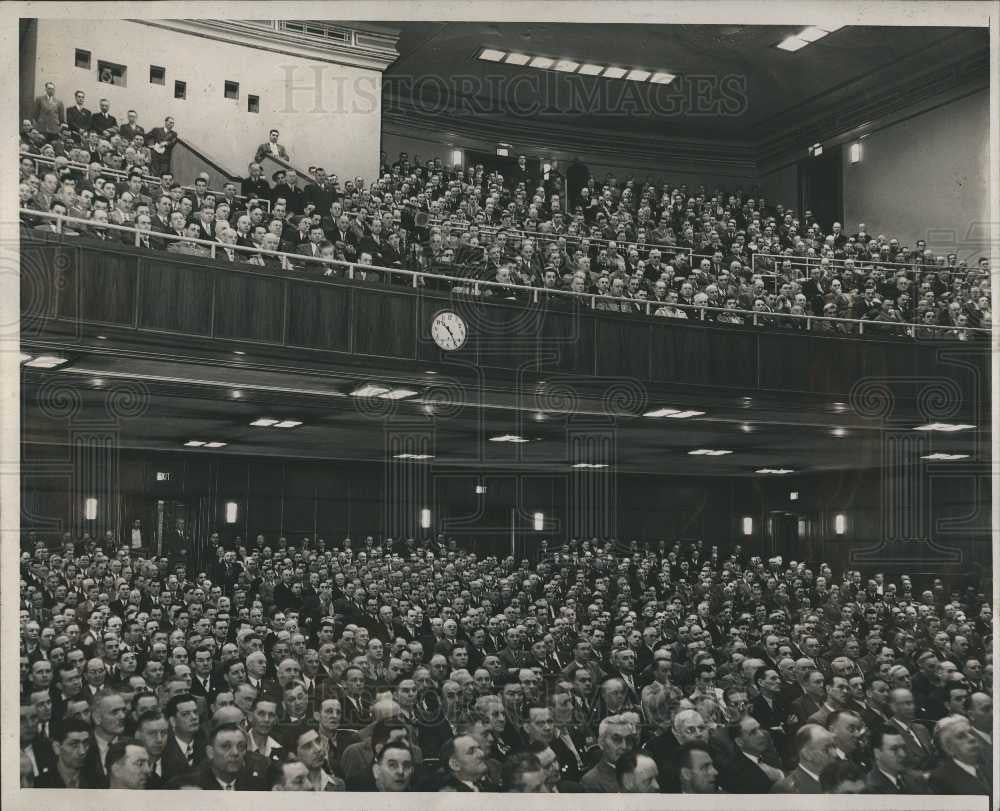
[378,23,988,141]
[20,348,988,478]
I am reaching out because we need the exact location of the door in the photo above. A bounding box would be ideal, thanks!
[799,144,843,232]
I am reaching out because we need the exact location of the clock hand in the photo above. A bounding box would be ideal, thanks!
[443,324,457,341]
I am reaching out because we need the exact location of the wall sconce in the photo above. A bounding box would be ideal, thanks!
[849,143,862,164]
[533,512,544,531]
[420,508,431,529]
[742,516,753,535]
[835,513,846,535]
[84,498,98,520]
[225,502,238,524]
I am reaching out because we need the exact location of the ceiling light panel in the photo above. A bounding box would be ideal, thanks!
[553,58,580,72]
[602,66,628,79]
[627,69,651,82]
[578,63,605,76]
[479,48,507,62]
[505,52,531,65]
[777,36,809,52]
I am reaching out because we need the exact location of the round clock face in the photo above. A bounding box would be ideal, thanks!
[431,311,467,351]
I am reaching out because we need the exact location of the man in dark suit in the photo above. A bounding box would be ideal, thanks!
[864,726,927,794]
[438,734,494,791]
[66,90,92,133]
[90,98,117,134]
[145,116,178,177]
[172,723,268,790]
[35,718,98,788]
[929,715,991,796]
[770,724,835,793]
[161,694,205,781]
[885,688,933,771]
[721,714,784,793]
[118,110,144,144]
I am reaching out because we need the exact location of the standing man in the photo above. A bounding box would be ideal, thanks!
[91,98,117,134]
[146,116,178,178]
[255,129,289,163]
[119,110,145,144]
[66,90,92,133]
[33,81,64,140]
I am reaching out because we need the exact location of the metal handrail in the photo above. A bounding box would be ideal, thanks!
[751,251,977,277]
[19,208,992,340]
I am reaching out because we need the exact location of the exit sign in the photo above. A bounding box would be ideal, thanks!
[156,472,172,482]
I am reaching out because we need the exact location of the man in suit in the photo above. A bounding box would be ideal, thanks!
[33,81,65,139]
[864,726,926,794]
[119,109,145,144]
[254,129,289,164]
[173,723,268,790]
[146,116,178,177]
[161,693,204,780]
[66,90,92,133]
[35,718,97,788]
[721,714,784,793]
[885,688,933,771]
[20,703,56,783]
[438,734,493,791]
[929,715,991,795]
[791,669,826,724]
[967,691,993,774]
[90,98,117,134]
[770,724,836,793]
[134,709,170,788]
[81,690,128,788]
[304,167,338,213]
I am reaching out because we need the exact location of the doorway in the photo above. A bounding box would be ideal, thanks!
[799,144,843,231]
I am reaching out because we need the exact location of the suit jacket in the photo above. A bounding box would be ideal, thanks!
[929,758,990,795]
[176,762,268,790]
[119,123,145,143]
[161,733,205,780]
[864,766,927,794]
[721,750,778,794]
[551,734,585,782]
[789,693,823,724]
[885,719,933,771]
[34,95,65,135]
[90,112,118,134]
[770,765,823,794]
[254,142,289,163]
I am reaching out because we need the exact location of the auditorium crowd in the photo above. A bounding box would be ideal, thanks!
[19,87,991,338]
[18,526,993,796]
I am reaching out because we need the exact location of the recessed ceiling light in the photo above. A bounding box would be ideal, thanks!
[645,407,682,417]
[505,53,531,65]
[92,378,104,387]
[231,391,242,399]
[529,56,555,69]
[553,58,580,72]
[379,388,419,400]
[97,335,107,340]
[757,468,795,474]
[643,407,705,418]
[204,441,227,448]
[578,63,605,75]
[572,463,608,469]
[394,453,434,460]
[25,355,69,369]
[425,370,438,375]
[777,36,809,52]
[798,26,830,42]
[914,423,975,432]
[490,434,530,443]
[741,423,753,433]
[921,453,969,461]
[689,449,733,456]
[274,420,302,429]
[627,69,651,82]
[351,384,392,398]
[233,350,246,356]
[649,71,676,84]
[479,48,507,62]
[832,428,847,437]
[251,418,279,427]
[184,440,206,447]
[603,66,627,79]
[533,413,546,422]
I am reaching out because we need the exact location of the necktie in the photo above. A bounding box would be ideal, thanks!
[186,742,194,766]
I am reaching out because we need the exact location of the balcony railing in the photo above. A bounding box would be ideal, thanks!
[19,208,993,343]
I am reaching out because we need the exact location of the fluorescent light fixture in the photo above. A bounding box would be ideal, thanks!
[352,384,392,398]
[644,407,705,418]
[602,66,628,79]
[273,420,302,428]
[533,512,544,531]
[490,434,529,443]
[790,491,800,501]
[742,516,753,535]
[479,48,506,62]
[649,72,676,84]
[832,428,847,437]
[204,441,227,448]
[420,508,431,529]
[251,418,279,427]
[505,53,531,65]
[225,501,238,524]
[921,453,970,461]
[572,463,608,469]
[529,56,555,69]
[450,149,463,166]
[914,423,975,432]
[777,36,809,52]
[849,142,862,163]
[85,498,98,520]
[394,453,434,460]
[184,440,206,447]
[578,63,605,76]
[799,26,830,42]
[834,513,846,535]
[25,355,69,368]
[19,353,32,363]
[627,69,651,82]
[553,59,580,72]
[757,468,795,474]
[688,449,733,456]
[669,410,705,419]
